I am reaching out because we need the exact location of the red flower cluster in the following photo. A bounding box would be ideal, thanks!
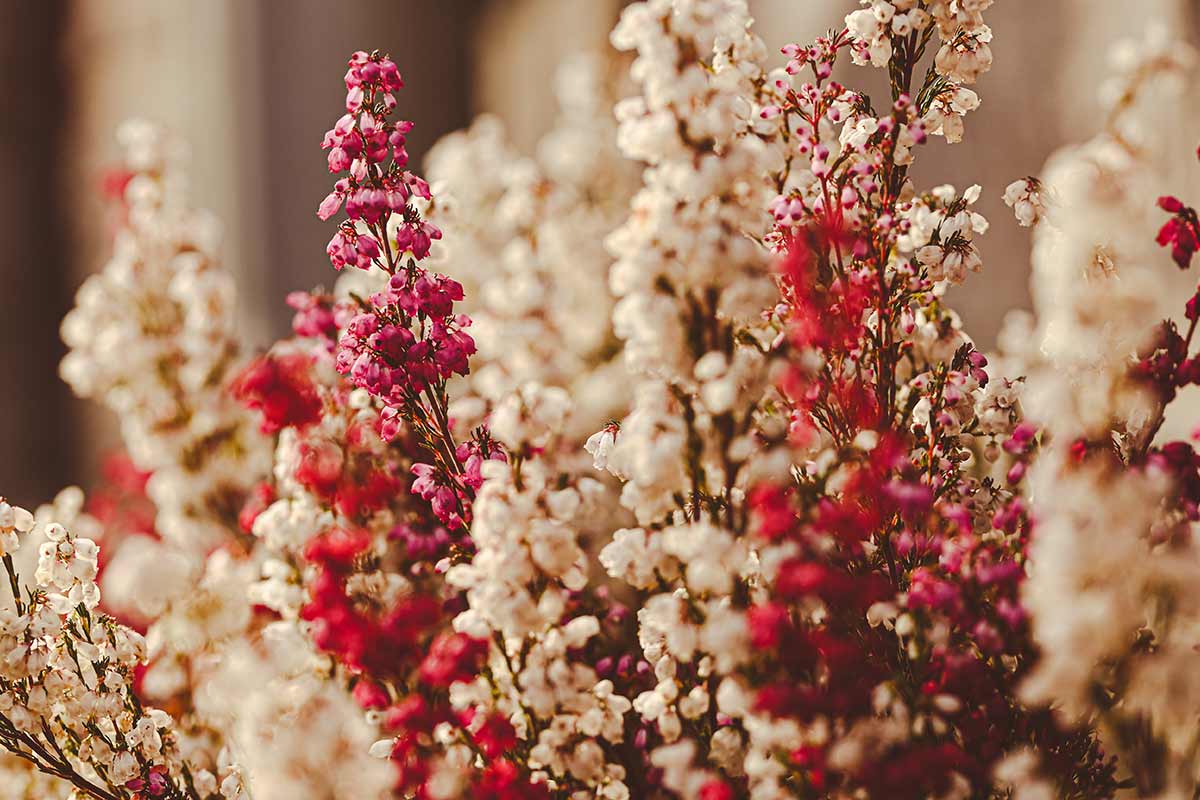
[231,352,324,434]
[1157,194,1200,269]
[302,527,447,679]
[740,31,1119,790]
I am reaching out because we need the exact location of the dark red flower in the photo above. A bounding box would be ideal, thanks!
[232,352,324,433]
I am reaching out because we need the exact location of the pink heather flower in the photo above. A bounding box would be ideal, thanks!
[411,462,464,529]
[294,439,345,501]
[286,290,341,341]
[472,715,519,759]
[317,190,344,221]
[456,437,505,491]
[353,679,391,710]
[326,227,381,271]
[389,272,464,318]
[379,404,404,441]
[698,781,735,800]
[346,186,388,224]
[394,220,442,260]
[747,602,791,650]
[322,114,361,173]
[303,526,371,572]
[391,121,414,164]
[357,232,381,260]
[384,181,410,211]
[418,632,487,687]
[402,170,429,199]
[1157,195,1200,269]
[345,50,403,93]
[238,481,275,533]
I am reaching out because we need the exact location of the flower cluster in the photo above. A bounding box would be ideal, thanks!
[59,121,271,553]
[422,54,637,438]
[316,51,490,538]
[1009,28,1200,797]
[18,3,1200,799]
[0,501,237,799]
[55,123,271,797]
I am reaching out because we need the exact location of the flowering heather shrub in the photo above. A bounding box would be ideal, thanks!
[3,1,1200,797]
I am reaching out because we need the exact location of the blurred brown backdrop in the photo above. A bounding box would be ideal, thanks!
[2,0,1196,503]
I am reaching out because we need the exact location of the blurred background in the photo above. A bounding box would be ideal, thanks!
[1,0,1196,502]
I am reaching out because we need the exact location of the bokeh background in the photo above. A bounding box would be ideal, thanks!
[2,0,1196,503]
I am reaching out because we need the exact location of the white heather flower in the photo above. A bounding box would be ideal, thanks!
[976,376,1024,438]
[251,495,333,554]
[1003,178,1046,227]
[562,615,601,648]
[111,751,139,783]
[994,749,1057,800]
[698,602,751,674]
[942,246,983,284]
[1017,36,1200,776]
[641,592,698,663]
[934,25,994,84]
[35,523,100,610]
[567,739,606,783]
[488,382,571,451]
[368,738,395,759]
[840,116,881,152]
[917,244,946,273]
[0,501,32,558]
[101,535,196,620]
[201,637,394,800]
[678,685,710,719]
[660,522,745,597]
[605,384,689,525]
[846,8,893,67]
[585,425,619,472]
[924,85,980,144]
[599,528,671,590]
[147,550,254,658]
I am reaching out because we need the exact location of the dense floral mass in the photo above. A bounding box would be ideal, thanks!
[5,0,1200,797]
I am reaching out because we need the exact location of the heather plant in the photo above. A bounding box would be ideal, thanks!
[2,1,1200,798]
